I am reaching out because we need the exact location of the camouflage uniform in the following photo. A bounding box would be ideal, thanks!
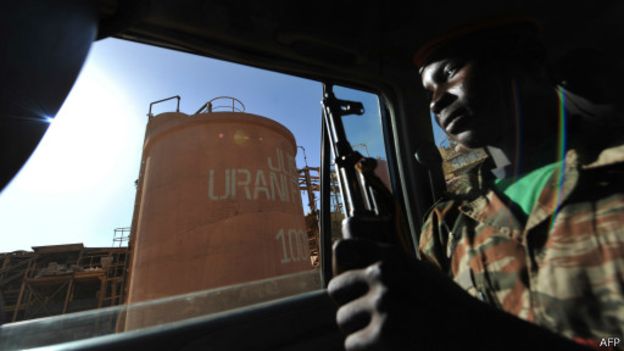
[419,142,624,348]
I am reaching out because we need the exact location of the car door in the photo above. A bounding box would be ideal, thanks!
[0,1,435,350]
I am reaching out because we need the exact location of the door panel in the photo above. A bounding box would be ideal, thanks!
[36,290,342,351]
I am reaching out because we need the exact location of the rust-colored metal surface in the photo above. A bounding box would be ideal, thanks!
[126,111,312,304]
[374,159,391,191]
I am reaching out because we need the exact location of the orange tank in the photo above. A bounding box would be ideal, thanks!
[126,107,312,304]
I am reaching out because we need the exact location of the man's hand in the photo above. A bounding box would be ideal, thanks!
[328,238,421,350]
[327,216,474,350]
[327,218,594,351]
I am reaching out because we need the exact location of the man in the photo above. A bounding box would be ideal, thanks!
[328,19,624,350]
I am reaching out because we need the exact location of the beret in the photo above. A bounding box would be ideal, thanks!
[413,17,544,69]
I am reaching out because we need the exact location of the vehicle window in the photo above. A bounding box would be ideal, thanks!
[0,38,332,348]
[430,114,487,191]
[327,86,391,245]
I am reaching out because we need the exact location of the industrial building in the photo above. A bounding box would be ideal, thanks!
[0,96,326,325]
[0,241,129,323]
[438,144,488,193]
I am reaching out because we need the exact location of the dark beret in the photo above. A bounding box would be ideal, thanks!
[413,17,545,70]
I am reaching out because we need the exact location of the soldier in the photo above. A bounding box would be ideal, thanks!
[328,19,624,350]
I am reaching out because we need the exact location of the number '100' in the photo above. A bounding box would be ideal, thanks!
[275,229,309,263]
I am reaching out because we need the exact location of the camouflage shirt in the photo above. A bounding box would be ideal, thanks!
[419,142,624,347]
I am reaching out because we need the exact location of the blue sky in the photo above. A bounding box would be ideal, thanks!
[0,38,393,252]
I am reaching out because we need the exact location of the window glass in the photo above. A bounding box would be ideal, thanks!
[430,114,488,192]
[327,86,391,244]
[0,38,327,347]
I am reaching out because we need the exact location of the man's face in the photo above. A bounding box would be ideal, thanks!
[420,57,512,148]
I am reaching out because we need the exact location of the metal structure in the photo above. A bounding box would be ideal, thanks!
[0,244,128,323]
[112,227,131,247]
[194,96,246,114]
[297,165,320,266]
[147,95,180,117]
[438,146,488,180]
[126,97,312,308]
[298,166,320,213]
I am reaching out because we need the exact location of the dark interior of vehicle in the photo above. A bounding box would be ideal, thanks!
[1,1,622,349]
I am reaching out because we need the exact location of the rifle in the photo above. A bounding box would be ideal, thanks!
[321,83,411,250]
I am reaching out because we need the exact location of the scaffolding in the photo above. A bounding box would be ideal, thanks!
[296,164,346,266]
[0,244,129,323]
[297,166,320,266]
[438,145,488,193]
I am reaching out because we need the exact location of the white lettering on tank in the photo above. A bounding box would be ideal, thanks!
[237,169,252,200]
[287,152,299,204]
[267,148,284,173]
[270,171,288,202]
[207,148,302,204]
[285,151,297,176]
[208,169,232,200]
[287,229,299,262]
[253,170,271,200]
[276,228,311,264]
[230,168,236,198]
[290,176,299,204]
[275,229,291,263]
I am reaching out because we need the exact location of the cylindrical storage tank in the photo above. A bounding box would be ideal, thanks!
[126,110,312,304]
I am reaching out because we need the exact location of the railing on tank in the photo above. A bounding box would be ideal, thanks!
[112,227,131,247]
[193,96,246,115]
[147,95,181,117]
